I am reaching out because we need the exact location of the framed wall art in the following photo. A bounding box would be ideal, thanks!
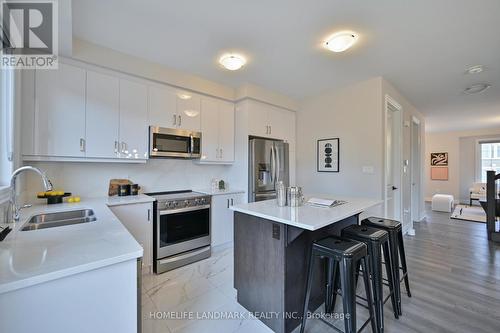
[317,138,339,172]
[430,152,448,166]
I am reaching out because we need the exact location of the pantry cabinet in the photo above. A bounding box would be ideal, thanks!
[200,97,235,163]
[211,192,244,247]
[34,63,86,157]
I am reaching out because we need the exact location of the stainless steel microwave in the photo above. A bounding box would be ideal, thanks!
[149,126,201,159]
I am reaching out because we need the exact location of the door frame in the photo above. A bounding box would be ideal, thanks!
[383,94,403,222]
[410,116,423,228]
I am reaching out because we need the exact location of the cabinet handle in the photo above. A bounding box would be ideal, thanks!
[114,141,119,154]
[269,126,272,135]
[265,125,269,134]
[178,115,182,126]
[227,199,230,209]
[80,138,85,152]
[173,114,177,126]
[147,209,151,222]
[220,148,223,159]
[231,198,234,206]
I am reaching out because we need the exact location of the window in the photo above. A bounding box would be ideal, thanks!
[0,67,15,188]
[479,142,500,182]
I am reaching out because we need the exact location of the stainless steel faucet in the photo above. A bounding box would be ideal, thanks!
[9,166,53,222]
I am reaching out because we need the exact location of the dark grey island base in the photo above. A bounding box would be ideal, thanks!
[233,211,360,333]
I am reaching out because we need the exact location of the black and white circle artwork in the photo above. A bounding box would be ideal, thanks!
[317,138,339,172]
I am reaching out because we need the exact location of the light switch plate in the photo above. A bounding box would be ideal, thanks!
[362,166,374,174]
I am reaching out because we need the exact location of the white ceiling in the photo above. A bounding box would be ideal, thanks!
[72,0,500,132]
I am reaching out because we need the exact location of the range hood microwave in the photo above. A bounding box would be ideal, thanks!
[149,126,201,159]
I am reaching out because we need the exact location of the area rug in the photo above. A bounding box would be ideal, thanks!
[450,204,486,223]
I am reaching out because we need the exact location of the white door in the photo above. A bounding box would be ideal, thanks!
[34,63,86,157]
[177,94,201,131]
[267,106,288,140]
[109,203,153,268]
[384,98,402,221]
[149,85,177,128]
[119,79,149,159]
[218,100,235,162]
[86,71,120,158]
[200,97,220,162]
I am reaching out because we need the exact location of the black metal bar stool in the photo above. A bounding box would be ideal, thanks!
[301,236,377,333]
[341,225,399,333]
[361,217,412,316]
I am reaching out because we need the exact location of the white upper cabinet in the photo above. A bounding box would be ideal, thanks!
[148,84,177,128]
[218,100,235,162]
[200,97,235,163]
[247,100,295,142]
[247,103,269,137]
[177,94,201,131]
[34,63,86,157]
[119,79,149,160]
[200,98,220,162]
[85,71,120,158]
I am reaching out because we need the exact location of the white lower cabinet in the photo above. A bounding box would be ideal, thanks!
[211,193,244,247]
[109,202,153,269]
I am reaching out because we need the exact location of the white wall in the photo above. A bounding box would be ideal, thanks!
[297,78,384,200]
[21,160,235,200]
[296,77,425,230]
[425,127,500,203]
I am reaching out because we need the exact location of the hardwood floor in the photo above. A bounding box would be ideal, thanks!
[300,205,500,333]
[142,205,500,333]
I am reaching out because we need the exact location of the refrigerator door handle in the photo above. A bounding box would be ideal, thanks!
[270,145,275,183]
[275,144,280,182]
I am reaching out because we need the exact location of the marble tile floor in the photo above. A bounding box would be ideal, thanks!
[141,205,500,333]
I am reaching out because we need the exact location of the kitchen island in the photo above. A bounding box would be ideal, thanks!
[230,197,382,333]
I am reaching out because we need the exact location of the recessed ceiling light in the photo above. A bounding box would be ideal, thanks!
[324,31,359,52]
[466,65,484,74]
[219,54,246,71]
[463,83,491,95]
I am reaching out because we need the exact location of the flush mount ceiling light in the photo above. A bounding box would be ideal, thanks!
[466,65,484,74]
[177,93,192,100]
[463,83,491,95]
[324,31,359,52]
[219,54,246,71]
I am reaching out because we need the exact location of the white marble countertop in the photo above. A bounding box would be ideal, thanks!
[195,188,245,196]
[230,196,383,231]
[0,194,154,294]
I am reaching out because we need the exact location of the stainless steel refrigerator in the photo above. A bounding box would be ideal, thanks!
[249,138,289,202]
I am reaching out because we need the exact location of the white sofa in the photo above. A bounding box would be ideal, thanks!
[469,182,486,206]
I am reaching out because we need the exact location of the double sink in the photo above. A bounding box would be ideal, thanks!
[21,209,97,231]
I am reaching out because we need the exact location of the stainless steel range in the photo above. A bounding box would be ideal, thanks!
[147,190,211,274]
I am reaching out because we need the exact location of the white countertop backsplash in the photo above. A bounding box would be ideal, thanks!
[0,194,154,294]
[230,196,383,231]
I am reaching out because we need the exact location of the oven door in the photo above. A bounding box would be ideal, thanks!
[150,126,201,158]
[157,205,210,258]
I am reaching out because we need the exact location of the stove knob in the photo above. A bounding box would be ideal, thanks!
[183,200,190,207]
